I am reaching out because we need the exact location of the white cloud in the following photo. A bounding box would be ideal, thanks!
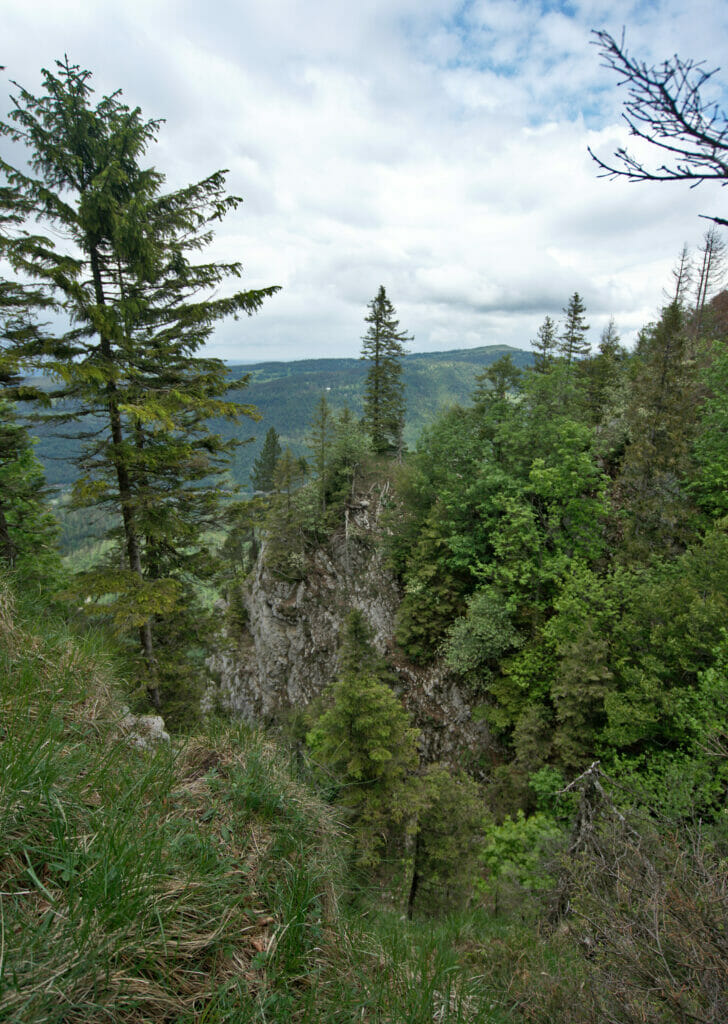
[2,0,727,362]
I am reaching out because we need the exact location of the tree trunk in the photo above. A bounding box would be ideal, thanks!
[407,827,422,920]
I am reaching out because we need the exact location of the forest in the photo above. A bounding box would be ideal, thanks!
[1,34,728,1024]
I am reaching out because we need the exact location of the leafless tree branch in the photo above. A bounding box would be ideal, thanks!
[589,30,727,226]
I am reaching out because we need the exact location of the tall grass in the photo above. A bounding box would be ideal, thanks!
[0,578,344,1022]
[3,574,586,1023]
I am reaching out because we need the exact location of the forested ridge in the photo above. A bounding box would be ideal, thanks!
[25,343,532,489]
[2,40,728,1024]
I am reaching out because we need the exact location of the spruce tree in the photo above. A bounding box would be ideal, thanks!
[579,317,627,426]
[0,239,59,579]
[0,59,279,711]
[559,293,590,363]
[360,286,411,455]
[306,669,419,868]
[251,427,282,493]
[532,315,558,373]
[618,301,698,559]
[306,393,335,514]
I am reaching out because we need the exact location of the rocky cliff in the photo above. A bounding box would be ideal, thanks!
[209,482,489,762]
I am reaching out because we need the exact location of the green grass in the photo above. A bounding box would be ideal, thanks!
[0,577,344,1022]
[0,573,594,1023]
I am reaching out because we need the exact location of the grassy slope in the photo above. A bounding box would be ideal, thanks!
[10,574,709,1023]
[2,576,551,1023]
[0,577,342,1022]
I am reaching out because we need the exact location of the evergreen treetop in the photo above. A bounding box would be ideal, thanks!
[532,315,558,373]
[559,292,590,363]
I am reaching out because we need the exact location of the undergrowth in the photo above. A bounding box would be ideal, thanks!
[0,576,342,1022]
[7,570,720,1023]
[2,575,541,1023]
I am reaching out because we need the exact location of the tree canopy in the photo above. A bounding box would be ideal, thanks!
[0,58,279,714]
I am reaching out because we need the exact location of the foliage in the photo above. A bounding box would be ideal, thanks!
[617,301,701,559]
[442,587,521,690]
[532,315,558,373]
[0,58,278,712]
[306,672,420,869]
[0,234,61,582]
[0,396,60,582]
[559,292,590,364]
[395,505,472,662]
[336,608,391,682]
[251,426,282,493]
[305,393,336,516]
[409,763,486,915]
[360,286,411,455]
[479,810,565,912]
[691,341,728,517]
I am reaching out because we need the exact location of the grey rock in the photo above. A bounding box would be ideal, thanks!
[118,706,170,750]
[208,483,490,763]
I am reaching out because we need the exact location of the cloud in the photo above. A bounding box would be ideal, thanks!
[2,0,727,362]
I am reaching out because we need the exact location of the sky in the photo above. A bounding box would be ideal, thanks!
[2,0,727,363]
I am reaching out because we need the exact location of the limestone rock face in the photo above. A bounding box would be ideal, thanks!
[209,484,489,762]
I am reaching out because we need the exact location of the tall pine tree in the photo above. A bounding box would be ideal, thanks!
[559,293,590,364]
[360,286,410,455]
[251,427,282,493]
[0,59,279,712]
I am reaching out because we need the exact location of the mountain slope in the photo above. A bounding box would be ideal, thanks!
[29,344,530,489]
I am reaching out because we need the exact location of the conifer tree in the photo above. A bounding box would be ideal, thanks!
[360,286,411,455]
[579,317,627,426]
[307,666,419,868]
[251,427,282,493]
[0,59,279,710]
[691,347,728,517]
[693,226,725,337]
[306,393,335,514]
[670,243,693,306]
[330,406,370,487]
[264,447,309,578]
[532,315,559,373]
[559,293,590,363]
[337,609,391,681]
[0,242,59,579]
[618,301,698,559]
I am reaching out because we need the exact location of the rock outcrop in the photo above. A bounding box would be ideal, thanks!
[118,706,170,750]
[209,483,489,762]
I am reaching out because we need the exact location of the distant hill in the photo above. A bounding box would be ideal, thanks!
[225,344,531,486]
[29,344,531,490]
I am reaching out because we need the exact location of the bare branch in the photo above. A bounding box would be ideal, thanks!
[590,30,727,226]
